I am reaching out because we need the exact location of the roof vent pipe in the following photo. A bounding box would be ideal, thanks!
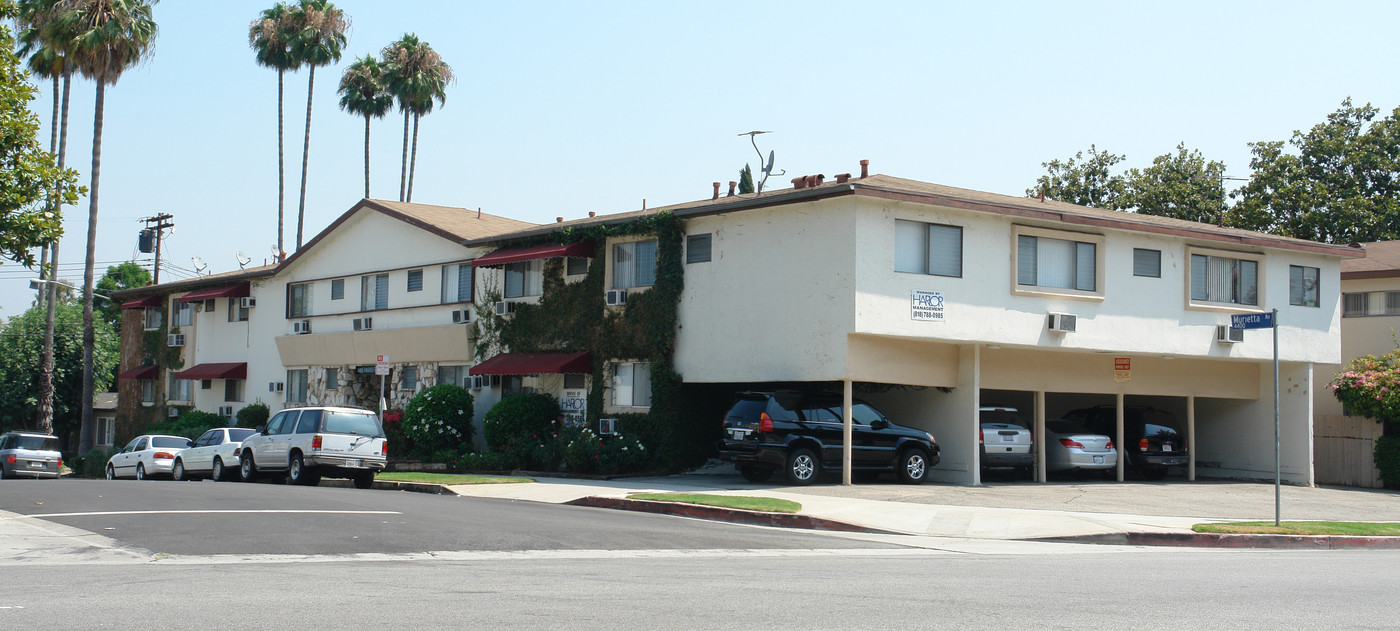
[589,211,596,217]
[835,173,851,184]
[712,182,721,200]
[792,176,807,189]
[727,181,737,197]
[859,159,869,178]
[556,217,563,223]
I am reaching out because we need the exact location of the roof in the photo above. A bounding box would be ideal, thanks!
[472,174,1364,259]
[178,282,251,302]
[1342,241,1400,279]
[112,265,277,301]
[474,241,596,268]
[469,351,592,376]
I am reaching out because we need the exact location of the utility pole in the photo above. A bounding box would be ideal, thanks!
[141,213,174,283]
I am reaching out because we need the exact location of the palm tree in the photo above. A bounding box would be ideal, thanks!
[248,2,298,260]
[288,0,347,249]
[337,54,391,199]
[57,0,158,456]
[381,33,453,203]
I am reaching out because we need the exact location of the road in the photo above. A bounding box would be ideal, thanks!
[2,480,1397,630]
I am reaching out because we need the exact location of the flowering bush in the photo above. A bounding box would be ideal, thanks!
[401,385,475,461]
[1330,350,1400,425]
[564,426,648,475]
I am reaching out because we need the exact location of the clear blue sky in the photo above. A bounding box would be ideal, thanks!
[3,0,1399,318]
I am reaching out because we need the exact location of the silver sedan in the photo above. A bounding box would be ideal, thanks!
[1044,420,1117,472]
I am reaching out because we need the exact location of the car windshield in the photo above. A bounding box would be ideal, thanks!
[152,437,192,449]
[14,435,58,451]
[228,429,256,442]
[323,412,384,437]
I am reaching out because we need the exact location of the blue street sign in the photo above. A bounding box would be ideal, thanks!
[1231,312,1274,330]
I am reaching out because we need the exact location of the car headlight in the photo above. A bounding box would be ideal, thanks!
[925,432,937,445]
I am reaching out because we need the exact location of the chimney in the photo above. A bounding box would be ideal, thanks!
[835,173,851,184]
[556,217,563,223]
[859,159,869,178]
[727,181,737,197]
[712,182,721,200]
[792,176,807,189]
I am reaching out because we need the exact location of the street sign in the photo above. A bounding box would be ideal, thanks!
[1114,357,1131,382]
[1231,312,1274,329]
[375,354,390,376]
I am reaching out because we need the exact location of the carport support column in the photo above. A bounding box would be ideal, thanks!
[1115,393,1125,482]
[1187,395,1196,481]
[842,379,853,486]
[1035,391,1046,484]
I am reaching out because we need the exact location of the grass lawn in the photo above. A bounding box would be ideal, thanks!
[1193,521,1400,536]
[627,492,802,514]
[377,472,533,485]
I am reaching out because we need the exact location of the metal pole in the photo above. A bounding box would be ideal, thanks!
[1273,308,1280,527]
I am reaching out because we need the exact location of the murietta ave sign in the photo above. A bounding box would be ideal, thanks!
[1230,312,1275,329]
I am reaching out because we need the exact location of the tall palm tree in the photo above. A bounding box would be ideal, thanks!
[288,0,347,249]
[381,33,452,203]
[18,0,77,435]
[58,0,158,456]
[248,2,298,261]
[337,54,391,199]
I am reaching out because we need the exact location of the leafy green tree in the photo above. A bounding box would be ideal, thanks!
[94,260,149,331]
[337,54,392,200]
[1231,98,1400,243]
[248,2,300,259]
[288,0,347,248]
[1124,143,1228,224]
[381,33,453,203]
[1026,144,1128,209]
[0,299,117,447]
[738,163,754,195]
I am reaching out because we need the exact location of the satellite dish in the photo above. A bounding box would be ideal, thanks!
[764,150,775,175]
[236,251,251,270]
[271,244,282,262]
[191,256,207,275]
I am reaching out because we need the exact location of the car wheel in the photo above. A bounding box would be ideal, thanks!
[172,459,187,482]
[289,453,320,486]
[136,463,147,481]
[105,464,116,480]
[897,448,929,485]
[785,448,818,485]
[211,457,227,482]
[1143,467,1168,481]
[352,471,375,489]
[739,465,773,483]
[239,455,257,482]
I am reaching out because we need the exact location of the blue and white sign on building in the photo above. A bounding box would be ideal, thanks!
[911,290,945,322]
[1231,312,1275,330]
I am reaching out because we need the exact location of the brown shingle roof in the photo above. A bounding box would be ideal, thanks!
[1342,241,1399,278]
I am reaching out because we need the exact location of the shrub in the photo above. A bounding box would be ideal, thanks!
[482,393,560,452]
[236,403,270,429]
[1375,435,1400,489]
[401,385,475,461]
[455,450,515,472]
[79,447,118,478]
[564,426,648,475]
[147,410,225,440]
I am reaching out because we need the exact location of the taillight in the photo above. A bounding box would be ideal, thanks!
[1059,438,1084,449]
[1106,440,1114,449]
[4,455,14,464]
[154,452,175,460]
[1138,438,1149,452]
[758,412,773,433]
[381,441,388,455]
[312,435,323,450]
[979,429,984,444]
[57,459,63,468]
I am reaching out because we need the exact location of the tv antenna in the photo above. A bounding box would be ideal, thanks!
[739,131,784,195]
[191,256,208,276]
[236,251,251,270]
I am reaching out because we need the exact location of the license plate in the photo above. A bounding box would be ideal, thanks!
[731,430,746,440]
[1162,445,1173,452]
[1001,435,1014,442]
[1093,455,1104,464]
[30,461,44,468]
[344,459,362,468]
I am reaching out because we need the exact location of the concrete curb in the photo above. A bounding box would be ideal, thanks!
[320,478,459,495]
[565,496,904,535]
[1038,532,1400,549]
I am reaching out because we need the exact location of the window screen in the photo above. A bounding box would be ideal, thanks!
[1133,248,1161,278]
[686,234,712,264]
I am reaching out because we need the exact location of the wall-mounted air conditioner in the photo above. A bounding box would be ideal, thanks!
[469,375,486,390]
[606,289,627,306]
[494,301,517,316]
[293,320,311,334]
[1047,312,1077,333]
[240,297,256,308]
[167,333,185,347]
[218,405,234,417]
[452,309,473,324]
[269,381,285,393]
[353,317,373,331]
[1216,324,1244,344]
[167,407,181,418]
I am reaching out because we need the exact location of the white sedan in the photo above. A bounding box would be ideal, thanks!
[1044,420,1117,472]
[172,427,258,481]
[106,435,194,480]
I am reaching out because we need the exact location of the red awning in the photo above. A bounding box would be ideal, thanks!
[117,365,158,380]
[469,352,592,376]
[173,362,247,380]
[473,241,594,268]
[179,283,250,302]
[121,295,163,309]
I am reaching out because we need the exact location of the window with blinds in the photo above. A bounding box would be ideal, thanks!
[331,278,344,300]
[407,269,423,292]
[1342,291,1400,317]
[613,240,658,289]
[504,260,542,298]
[1289,265,1319,307]
[1016,234,1096,291]
[894,220,962,277]
[1189,253,1258,306]
[361,273,388,310]
[288,283,311,317]
[686,234,712,264]
[442,263,473,303]
[1133,248,1161,278]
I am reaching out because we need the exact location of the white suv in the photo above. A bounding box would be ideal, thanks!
[235,406,387,488]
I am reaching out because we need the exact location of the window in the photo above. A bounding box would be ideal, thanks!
[441,263,473,303]
[203,299,215,312]
[612,361,652,407]
[564,373,586,389]
[168,375,191,402]
[294,409,322,434]
[325,368,339,390]
[201,379,212,390]
[361,273,388,310]
[1289,265,1319,307]
[1342,291,1400,317]
[1017,233,1097,291]
[288,282,311,318]
[287,369,308,403]
[401,366,418,390]
[895,220,962,277]
[331,278,345,300]
[566,257,589,276]
[96,417,116,447]
[439,365,468,388]
[612,240,657,289]
[140,379,155,404]
[1190,253,1258,306]
[504,260,542,298]
[224,379,244,403]
[172,299,193,327]
[143,307,162,331]
[228,297,249,322]
[686,234,712,264]
[1133,248,1161,278]
[407,269,423,292]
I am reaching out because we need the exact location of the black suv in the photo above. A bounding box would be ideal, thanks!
[717,391,939,485]
[1062,405,1187,480]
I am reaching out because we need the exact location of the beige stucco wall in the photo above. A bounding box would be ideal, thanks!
[1315,276,1400,416]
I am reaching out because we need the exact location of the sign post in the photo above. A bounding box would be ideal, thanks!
[1232,310,1280,526]
[375,354,391,416]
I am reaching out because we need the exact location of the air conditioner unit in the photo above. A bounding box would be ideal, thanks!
[293,320,311,334]
[451,309,473,324]
[353,317,373,331]
[606,289,628,306]
[166,333,185,347]
[494,301,517,316]
[599,418,618,435]
[1047,312,1077,333]
[240,297,256,308]
[167,407,181,418]
[218,405,234,417]
[1216,324,1244,344]
[469,375,486,390]
[268,381,285,393]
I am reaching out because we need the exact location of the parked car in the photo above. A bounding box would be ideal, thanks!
[172,427,259,481]
[979,407,1033,476]
[1044,419,1116,472]
[1063,405,1187,480]
[106,435,195,480]
[235,406,387,488]
[717,391,939,485]
[0,431,62,479]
